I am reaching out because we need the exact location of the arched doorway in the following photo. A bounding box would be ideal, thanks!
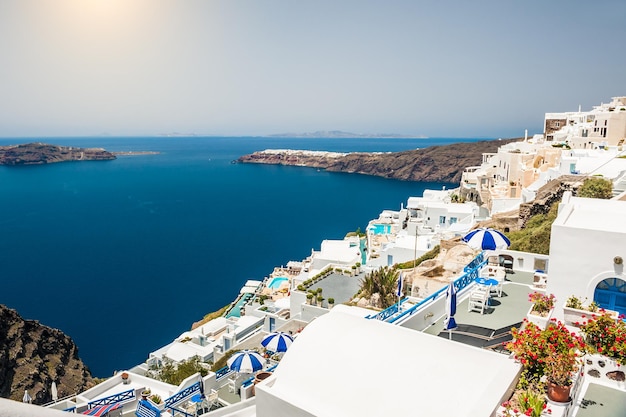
[594,278,626,318]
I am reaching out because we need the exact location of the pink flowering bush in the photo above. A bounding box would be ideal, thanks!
[528,292,555,316]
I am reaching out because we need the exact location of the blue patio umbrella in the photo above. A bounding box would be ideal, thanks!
[261,332,294,353]
[227,350,264,374]
[396,272,404,298]
[443,280,458,339]
[462,227,510,251]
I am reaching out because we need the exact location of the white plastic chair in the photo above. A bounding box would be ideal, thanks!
[468,287,490,314]
[207,389,219,410]
[491,268,505,297]
[228,376,237,393]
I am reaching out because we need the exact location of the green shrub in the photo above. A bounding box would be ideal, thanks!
[158,356,209,385]
[211,350,241,372]
[506,204,559,255]
[396,245,441,269]
[577,176,613,199]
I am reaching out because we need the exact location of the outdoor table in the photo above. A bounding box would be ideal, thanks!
[475,277,498,287]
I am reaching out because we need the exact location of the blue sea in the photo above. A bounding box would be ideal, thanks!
[0,136,485,377]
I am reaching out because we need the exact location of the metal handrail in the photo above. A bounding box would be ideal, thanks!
[88,388,135,408]
[366,252,486,324]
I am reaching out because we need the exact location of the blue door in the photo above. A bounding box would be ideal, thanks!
[594,278,626,318]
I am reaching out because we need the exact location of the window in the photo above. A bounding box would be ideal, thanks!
[533,258,547,272]
[594,278,626,318]
[439,216,446,224]
[449,217,457,224]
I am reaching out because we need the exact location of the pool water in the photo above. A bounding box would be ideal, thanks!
[268,276,289,290]
[369,223,392,235]
[225,293,253,318]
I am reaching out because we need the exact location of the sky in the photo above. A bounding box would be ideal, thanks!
[0,0,625,138]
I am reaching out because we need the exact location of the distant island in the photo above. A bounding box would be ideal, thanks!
[268,130,427,139]
[0,143,116,165]
[238,137,520,183]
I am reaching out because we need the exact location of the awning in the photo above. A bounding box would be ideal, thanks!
[82,403,123,416]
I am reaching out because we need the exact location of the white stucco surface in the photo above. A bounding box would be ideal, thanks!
[255,311,520,417]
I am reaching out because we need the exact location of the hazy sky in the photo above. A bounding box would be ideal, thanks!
[1,0,625,138]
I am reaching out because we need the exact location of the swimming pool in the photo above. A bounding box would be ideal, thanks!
[225,293,253,318]
[369,223,392,235]
[268,276,289,290]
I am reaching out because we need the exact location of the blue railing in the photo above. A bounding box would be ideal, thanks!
[367,252,487,324]
[464,252,485,272]
[241,377,255,388]
[215,366,231,380]
[366,297,407,321]
[88,389,135,408]
[164,382,201,409]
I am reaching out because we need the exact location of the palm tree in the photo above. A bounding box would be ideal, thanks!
[358,266,400,308]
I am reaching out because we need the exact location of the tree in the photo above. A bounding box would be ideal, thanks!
[357,266,400,308]
[577,177,613,199]
[152,356,209,385]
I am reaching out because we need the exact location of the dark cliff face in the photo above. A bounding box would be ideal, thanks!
[238,138,520,183]
[0,143,116,165]
[0,305,94,404]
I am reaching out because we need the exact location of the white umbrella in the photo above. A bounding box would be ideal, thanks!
[51,381,58,402]
[227,350,264,374]
[261,332,294,353]
[462,227,510,250]
[22,390,32,404]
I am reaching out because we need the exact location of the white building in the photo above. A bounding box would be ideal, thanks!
[547,192,626,320]
[545,96,626,148]
[366,190,480,267]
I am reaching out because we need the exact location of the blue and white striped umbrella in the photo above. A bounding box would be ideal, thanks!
[227,350,264,373]
[261,332,294,353]
[443,280,458,334]
[462,227,510,250]
[396,272,404,298]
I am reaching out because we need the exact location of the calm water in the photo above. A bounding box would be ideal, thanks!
[0,136,483,376]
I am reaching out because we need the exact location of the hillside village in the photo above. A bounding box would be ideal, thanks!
[5,96,626,417]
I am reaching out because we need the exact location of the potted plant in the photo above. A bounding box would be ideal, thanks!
[507,320,584,403]
[526,292,556,329]
[563,295,619,327]
[501,389,550,417]
[328,297,335,308]
[580,311,626,365]
[306,293,314,305]
[121,372,130,384]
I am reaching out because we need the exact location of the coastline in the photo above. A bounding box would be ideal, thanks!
[112,151,160,156]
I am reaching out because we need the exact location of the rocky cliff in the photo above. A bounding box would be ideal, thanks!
[0,305,94,404]
[237,138,520,183]
[0,143,116,165]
